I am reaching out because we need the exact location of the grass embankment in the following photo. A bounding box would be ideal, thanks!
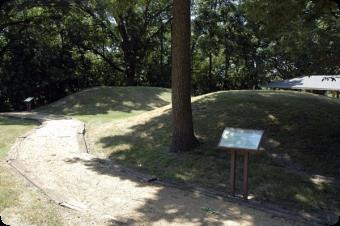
[93,90,340,216]
[0,116,62,225]
[38,87,340,218]
[37,86,171,142]
[37,86,171,122]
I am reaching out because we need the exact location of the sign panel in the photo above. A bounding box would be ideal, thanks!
[24,97,34,102]
[218,127,264,151]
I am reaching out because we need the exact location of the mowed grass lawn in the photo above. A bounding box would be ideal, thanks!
[0,117,63,225]
[38,87,340,219]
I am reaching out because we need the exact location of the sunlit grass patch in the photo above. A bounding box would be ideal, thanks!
[0,168,20,210]
[0,116,62,225]
[0,117,39,158]
[21,193,62,226]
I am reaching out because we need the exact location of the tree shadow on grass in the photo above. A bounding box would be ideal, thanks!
[65,156,301,226]
[93,91,340,222]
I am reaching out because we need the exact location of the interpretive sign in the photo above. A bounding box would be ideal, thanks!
[218,127,264,199]
[24,97,34,102]
[24,97,34,111]
[218,128,264,151]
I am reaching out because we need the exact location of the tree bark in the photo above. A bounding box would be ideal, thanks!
[160,22,164,78]
[126,63,137,86]
[224,27,230,89]
[208,52,214,91]
[169,0,198,152]
[116,17,138,86]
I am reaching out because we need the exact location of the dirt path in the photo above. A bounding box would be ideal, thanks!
[1,112,310,226]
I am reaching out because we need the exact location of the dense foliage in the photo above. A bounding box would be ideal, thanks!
[0,0,339,111]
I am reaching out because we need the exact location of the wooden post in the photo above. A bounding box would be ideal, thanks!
[243,152,249,199]
[218,128,264,199]
[24,97,34,112]
[230,150,236,196]
[27,102,31,112]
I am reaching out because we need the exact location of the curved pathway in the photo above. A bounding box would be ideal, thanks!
[1,112,311,226]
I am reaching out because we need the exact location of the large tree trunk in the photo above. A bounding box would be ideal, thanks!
[208,52,215,91]
[116,17,138,86]
[169,0,198,152]
[224,27,230,90]
[126,64,137,86]
[160,22,164,79]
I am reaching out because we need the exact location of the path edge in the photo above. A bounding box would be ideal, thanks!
[2,112,333,226]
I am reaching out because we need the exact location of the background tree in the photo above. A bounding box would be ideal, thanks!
[0,0,339,112]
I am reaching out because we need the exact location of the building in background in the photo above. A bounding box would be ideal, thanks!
[266,75,340,98]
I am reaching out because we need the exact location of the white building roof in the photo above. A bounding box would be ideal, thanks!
[267,75,340,91]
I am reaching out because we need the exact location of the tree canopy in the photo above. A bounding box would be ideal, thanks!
[0,0,339,111]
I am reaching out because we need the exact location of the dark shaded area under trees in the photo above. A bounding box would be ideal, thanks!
[0,0,339,111]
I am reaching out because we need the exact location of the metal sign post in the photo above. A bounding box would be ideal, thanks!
[218,128,264,200]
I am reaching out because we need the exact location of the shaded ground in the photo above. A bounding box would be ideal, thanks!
[1,113,310,226]
[91,90,340,223]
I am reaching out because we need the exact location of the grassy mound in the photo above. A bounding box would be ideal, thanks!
[37,86,171,122]
[92,90,340,216]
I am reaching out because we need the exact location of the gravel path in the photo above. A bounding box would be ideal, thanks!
[2,112,309,226]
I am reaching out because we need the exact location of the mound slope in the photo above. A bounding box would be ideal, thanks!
[92,90,340,218]
[38,86,171,121]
